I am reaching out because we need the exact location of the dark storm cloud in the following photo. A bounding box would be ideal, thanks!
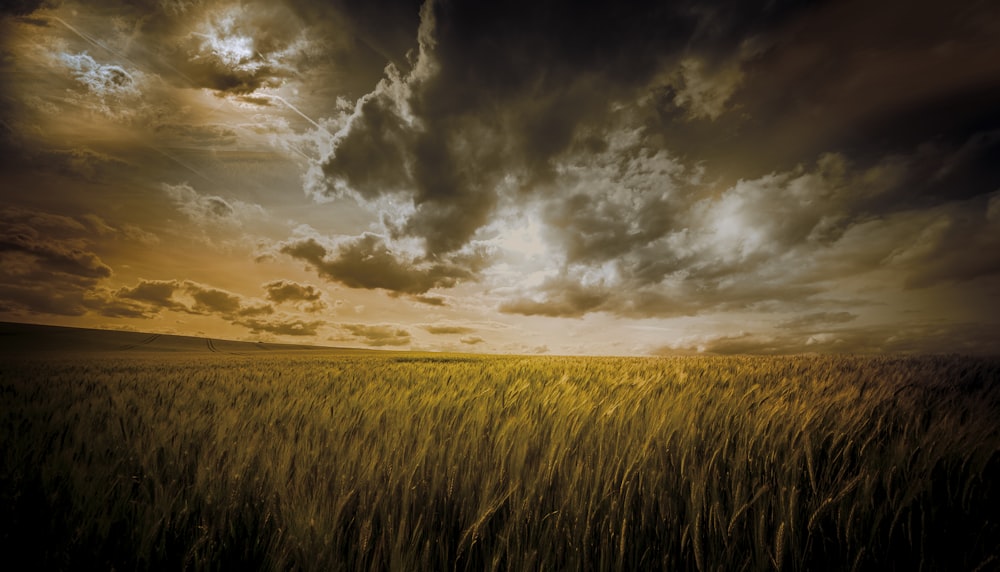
[340,323,410,346]
[5,0,999,354]
[0,284,90,317]
[411,294,446,306]
[185,282,245,315]
[104,278,328,337]
[104,278,277,322]
[895,192,1000,289]
[0,225,112,281]
[89,296,156,319]
[498,278,610,319]
[304,0,998,330]
[84,276,330,337]
[0,208,167,318]
[263,279,322,303]
[116,279,186,313]
[503,151,1000,320]
[311,0,815,260]
[654,0,1000,190]
[314,84,417,200]
[0,215,111,281]
[0,207,114,316]
[180,281,274,317]
[543,150,903,283]
[0,208,128,281]
[262,279,327,312]
[422,324,472,335]
[279,234,487,295]
[0,0,45,16]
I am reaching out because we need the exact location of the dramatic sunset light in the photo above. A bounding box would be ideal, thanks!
[2,0,998,354]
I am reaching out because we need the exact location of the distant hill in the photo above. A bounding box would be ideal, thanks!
[0,321,361,356]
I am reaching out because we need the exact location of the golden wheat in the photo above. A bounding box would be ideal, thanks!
[0,353,998,570]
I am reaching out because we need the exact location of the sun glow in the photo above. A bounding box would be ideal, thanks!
[212,34,255,68]
[192,8,264,74]
[495,218,548,258]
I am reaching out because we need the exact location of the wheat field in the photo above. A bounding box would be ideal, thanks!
[1,347,998,571]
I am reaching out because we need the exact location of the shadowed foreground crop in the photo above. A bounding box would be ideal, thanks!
[2,350,998,571]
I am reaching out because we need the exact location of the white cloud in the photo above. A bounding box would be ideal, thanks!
[58,52,144,118]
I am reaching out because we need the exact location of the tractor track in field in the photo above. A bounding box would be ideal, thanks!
[118,333,161,351]
[205,338,248,356]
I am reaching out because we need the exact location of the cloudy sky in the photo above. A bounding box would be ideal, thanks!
[1,0,998,355]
